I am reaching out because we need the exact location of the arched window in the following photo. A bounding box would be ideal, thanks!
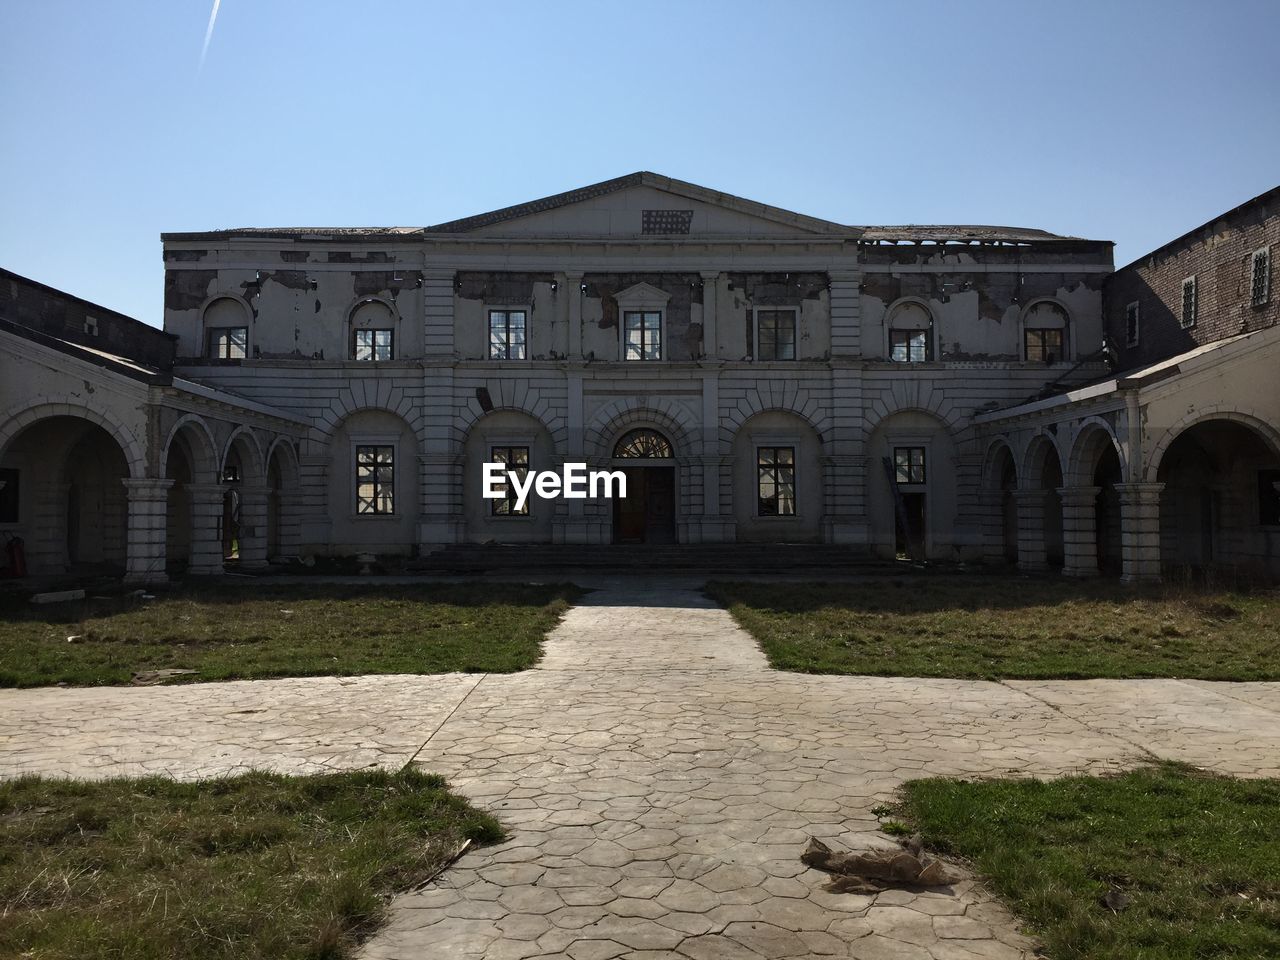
[886,301,934,362]
[1023,301,1069,363]
[613,429,673,459]
[349,298,397,361]
[203,297,250,359]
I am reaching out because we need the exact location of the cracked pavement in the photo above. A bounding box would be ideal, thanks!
[1,577,1277,959]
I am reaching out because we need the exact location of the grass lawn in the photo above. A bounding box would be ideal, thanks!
[0,582,581,687]
[890,764,1280,960]
[0,767,502,960]
[706,577,1280,680]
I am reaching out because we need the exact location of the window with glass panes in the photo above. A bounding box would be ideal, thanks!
[1181,276,1198,328]
[1252,248,1271,306]
[1024,328,1063,362]
[489,310,527,360]
[894,447,926,484]
[757,447,796,516]
[890,329,929,362]
[354,329,393,361]
[756,309,796,360]
[209,327,248,359]
[624,311,662,360]
[355,445,394,514]
[490,445,530,516]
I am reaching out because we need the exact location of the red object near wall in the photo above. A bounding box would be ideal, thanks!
[3,534,26,578]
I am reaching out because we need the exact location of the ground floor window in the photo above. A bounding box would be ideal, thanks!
[490,445,530,516]
[757,446,796,516]
[894,446,927,484]
[1025,328,1063,362]
[355,445,395,514]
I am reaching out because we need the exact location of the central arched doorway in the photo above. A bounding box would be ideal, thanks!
[611,428,676,544]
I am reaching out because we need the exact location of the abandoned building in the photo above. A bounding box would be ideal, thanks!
[1,174,1276,583]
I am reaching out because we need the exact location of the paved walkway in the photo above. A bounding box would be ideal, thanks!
[1,578,1278,960]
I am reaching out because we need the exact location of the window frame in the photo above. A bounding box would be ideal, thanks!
[353,328,394,362]
[622,310,663,362]
[488,307,529,361]
[1252,247,1271,307]
[753,306,799,362]
[1181,275,1198,329]
[1124,301,1140,347]
[893,446,927,485]
[489,444,532,517]
[1024,327,1064,363]
[353,442,396,517]
[889,328,931,363]
[208,326,248,360]
[756,445,797,518]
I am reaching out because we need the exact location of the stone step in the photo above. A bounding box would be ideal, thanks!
[408,543,891,573]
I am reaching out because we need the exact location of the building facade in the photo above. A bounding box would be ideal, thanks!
[1,174,1276,582]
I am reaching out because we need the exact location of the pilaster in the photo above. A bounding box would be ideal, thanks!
[1014,489,1049,573]
[185,482,226,576]
[1116,481,1164,584]
[122,478,173,585]
[1059,485,1101,578]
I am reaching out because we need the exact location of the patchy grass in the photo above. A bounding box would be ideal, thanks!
[893,764,1280,960]
[0,767,502,960]
[0,583,581,687]
[706,577,1280,680]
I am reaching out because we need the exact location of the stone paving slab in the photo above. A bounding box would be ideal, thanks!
[0,576,1276,960]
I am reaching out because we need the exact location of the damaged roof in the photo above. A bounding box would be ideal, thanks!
[858,225,1090,244]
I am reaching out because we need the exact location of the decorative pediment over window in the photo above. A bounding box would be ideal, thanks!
[614,282,671,309]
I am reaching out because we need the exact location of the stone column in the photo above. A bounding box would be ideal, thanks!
[237,483,270,570]
[1014,489,1049,573]
[1059,485,1101,578]
[977,490,1006,564]
[185,482,226,576]
[275,490,304,557]
[122,478,173,584]
[700,271,720,359]
[1116,481,1165,584]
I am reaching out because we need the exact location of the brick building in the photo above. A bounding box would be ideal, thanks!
[1,174,1276,582]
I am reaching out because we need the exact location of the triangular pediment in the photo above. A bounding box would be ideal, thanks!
[614,281,671,306]
[427,172,856,239]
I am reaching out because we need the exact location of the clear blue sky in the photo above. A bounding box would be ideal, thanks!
[2,1,1277,326]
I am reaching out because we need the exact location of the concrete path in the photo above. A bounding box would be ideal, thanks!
[1,578,1277,960]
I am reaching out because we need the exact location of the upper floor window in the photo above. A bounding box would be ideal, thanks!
[1181,276,1198,329]
[355,445,394,515]
[757,446,796,516]
[890,329,930,362]
[209,327,248,360]
[490,445,530,516]
[354,329,393,361]
[1124,301,1140,347]
[755,308,797,361]
[84,315,98,337]
[894,446,926,485]
[1025,328,1063,363]
[624,311,662,361]
[1252,247,1271,306]
[489,310,527,360]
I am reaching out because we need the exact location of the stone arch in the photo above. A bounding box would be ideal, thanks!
[1065,418,1125,487]
[883,297,937,361]
[309,383,417,448]
[869,382,969,444]
[221,426,266,481]
[161,414,219,481]
[1018,432,1065,571]
[346,296,402,361]
[981,436,1019,490]
[720,383,832,451]
[1020,298,1071,362]
[0,398,145,480]
[265,436,302,560]
[585,397,698,460]
[161,414,222,575]
[1019,431,1065,490]
[1146,408,1280,481]
[462,409,557,543]
[731,409,825,542]
[198,294,254,356]
[865,408,959,561]
[455,382,567,450]
[981,438,1020,565]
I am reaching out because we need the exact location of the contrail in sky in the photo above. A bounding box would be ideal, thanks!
[199,0,222,72]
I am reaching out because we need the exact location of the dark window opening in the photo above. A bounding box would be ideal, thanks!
[209,327,248,360]
[1025,328,1063,363]
[1125,302,1140,347]
[355,445,394,515]
[490,445,530,516]
[757,309,797,361]
[894,446,926,485]
[1252,248,1271,307]
[890,329,930,362]
[354,329,393,361]
[489,310,527,360]
[757,446,796,517]
[0,468,18,523]
[1181,276,1198,328]
[1260,470,1280,526]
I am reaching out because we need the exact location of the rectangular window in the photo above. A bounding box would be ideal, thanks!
[624,311,662,361]
[1024,328,1063,363]
[1252,247,1271,306]
[1124,302,1140,347]
[490,445,530,516]
[1260,470,1280,526]
[353,329,393,361]
[890,329,930,362]
[489,310,527,360]
[894,446,926,485]
[1181,276,1198,328]
[756,308,797,361]
[84,315,98,337]
[0,467,18,523]
[355,445,394,515]
[757,447,796,517]
[209,327,248,360]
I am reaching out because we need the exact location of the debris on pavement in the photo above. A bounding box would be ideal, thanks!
[802,834,961,894]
